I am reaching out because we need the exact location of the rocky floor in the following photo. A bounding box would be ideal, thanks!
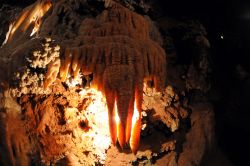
[0,80,226,165]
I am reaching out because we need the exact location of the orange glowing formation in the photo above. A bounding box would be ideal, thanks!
[44,1,166,154]
[3,0,52,45]
[5,0,166,154]
[112,98,141,153]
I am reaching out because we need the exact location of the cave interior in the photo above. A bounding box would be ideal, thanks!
[0,0,249,166]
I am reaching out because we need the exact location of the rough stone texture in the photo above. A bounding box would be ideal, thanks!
[9,38,60,96]
[178,103,215,166]
[0,0,224,165]
[20,86,110,165]
[158,18,211,93]
[0,90,31,166]
[142,85,183,132]
[1,0,167,153]
[0,5,22,44]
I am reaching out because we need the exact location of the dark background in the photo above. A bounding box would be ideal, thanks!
[164,2,250,165]
[161,1,250,165]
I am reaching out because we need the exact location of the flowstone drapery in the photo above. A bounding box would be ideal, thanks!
[44,2,167,153]
[0,0,218,165]
[1,0,166,154]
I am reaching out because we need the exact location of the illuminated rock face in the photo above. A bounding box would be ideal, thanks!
[49,2,166,153]
[2,0,52,45]
[20,87,111,165]
[0,0,166,154]
[0,0,220,165]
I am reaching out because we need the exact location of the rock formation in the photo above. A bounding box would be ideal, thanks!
[0,0,221,165]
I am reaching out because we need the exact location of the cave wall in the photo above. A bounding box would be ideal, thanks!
[0,0,237,165]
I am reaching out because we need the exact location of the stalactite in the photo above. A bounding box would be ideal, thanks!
[2,0,52,45]
[2,0,167,154]
[44,1,166,153]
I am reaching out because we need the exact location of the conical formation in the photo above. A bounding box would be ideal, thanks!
[2,0,52,45]
[42,1,166,153]
[43,2,166,153]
